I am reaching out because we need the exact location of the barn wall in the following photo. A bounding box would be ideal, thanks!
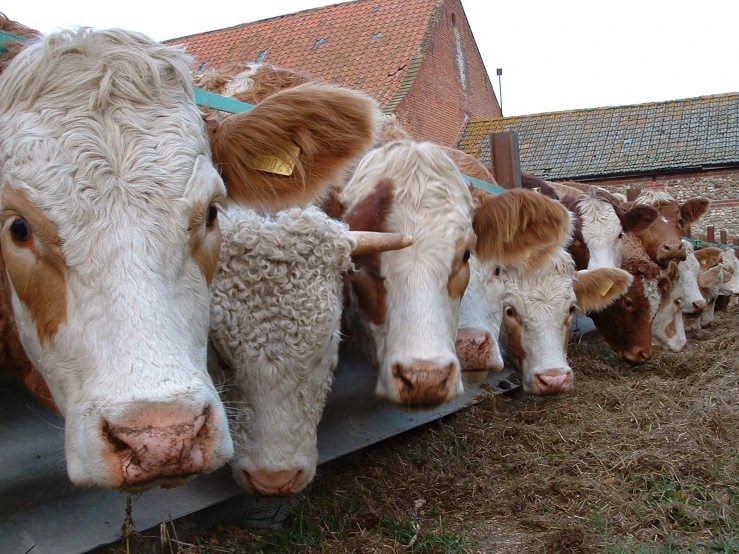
[394,0,501,146]
[586,168,739,239]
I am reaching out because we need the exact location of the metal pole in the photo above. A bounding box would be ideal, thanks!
[496,68,503,116]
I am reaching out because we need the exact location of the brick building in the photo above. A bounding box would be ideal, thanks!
[164,0,500,146]
[458,93,739,237]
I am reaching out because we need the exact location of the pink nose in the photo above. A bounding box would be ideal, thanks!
[102,406,211,487]
[688,299,707,314]
[392,361,457,408]
[455,328,493,371]
[244,468,304,496]
[532,371,573,395]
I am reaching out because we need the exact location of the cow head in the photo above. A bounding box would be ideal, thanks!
[651,261,687,351]
[679,240,708,315]
[559,187,658,271]
[0,29,379,488]
[719,247,739,295]
[499,249,631,394]
[695,247,724,328]
[633,190,710,266]
[340,141,572,408]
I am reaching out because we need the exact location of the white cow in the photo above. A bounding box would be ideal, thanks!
[679,240,709,316]
[651,260,686,352]
[338,141,573,407]
[208,206,408,496]
[0,29,380,488]
[694,247,725,328]
[494,249,631,394]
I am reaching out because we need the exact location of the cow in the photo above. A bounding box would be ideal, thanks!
[693,247,725,328]
[0,28,381,489]
[338,140,573,407]
[679,239,709,318]
[544,180,659,271]
[208,206,410,496]
[488,249,632,394]
[588,234,675,363]
[632,190,710,267]
[650,260,685,351]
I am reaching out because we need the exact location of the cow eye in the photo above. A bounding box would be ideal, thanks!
[206,204,218,227]
[10,218,33,243]
[505,305,516,318]
[462,250,471,263]
[569,305,577,315]
[494,266,502,277]
[674,298,683,307]
[618,232,624,239]
[624,296,634,310]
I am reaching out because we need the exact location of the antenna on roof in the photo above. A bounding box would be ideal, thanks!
[496,68,503,116]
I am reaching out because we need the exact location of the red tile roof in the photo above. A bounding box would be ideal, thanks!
[164,0,441,111]
[458,93,739,180]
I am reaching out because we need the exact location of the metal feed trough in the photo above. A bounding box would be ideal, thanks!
[0,31,521,553]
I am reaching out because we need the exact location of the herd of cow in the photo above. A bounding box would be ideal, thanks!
[1,25,736,503]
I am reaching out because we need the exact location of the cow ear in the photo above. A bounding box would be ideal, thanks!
[209,83,380,211]
[623,205,659,234]
[694,247,722,269]
[473,189,572,269]
[343,179,395,232]
[574,268,633,314]
[657,260,679,295]
[698,264,723,289]
[680,197,710,225]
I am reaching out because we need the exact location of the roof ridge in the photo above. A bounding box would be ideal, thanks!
[466,91,739,123]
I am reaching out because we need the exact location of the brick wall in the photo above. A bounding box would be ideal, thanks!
[394,0,500,146]
[586,168,739,239]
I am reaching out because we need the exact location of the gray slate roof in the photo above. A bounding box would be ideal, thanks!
[457,93,739,180]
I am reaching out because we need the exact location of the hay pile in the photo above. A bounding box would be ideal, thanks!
[174,310,739,553]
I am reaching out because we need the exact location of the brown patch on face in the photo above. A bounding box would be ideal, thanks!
[447,235,475,300]
[188,200,223,286]
[344,179,396,326]
[1,186,67,345]
[560,200,589,270]
[502,306,526,363]
[665,319,677,339]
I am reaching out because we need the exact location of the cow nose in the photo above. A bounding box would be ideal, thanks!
[657,241,686,263]
[392,361,458,408]
[102,406,212,487]
[620,345,651,364]
[455,328,495,371]
[689,299,707,314]
[244,468,304,496]
[532,370,573,395]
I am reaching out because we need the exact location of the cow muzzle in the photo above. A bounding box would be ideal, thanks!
[684,299,707,315]
[240,467,310,497]
[385,359,461,408]
[656,241,686,265]
[102,405,215,488]
[526,369,574,395]
[455,328,503,372]
[618,345,651,364]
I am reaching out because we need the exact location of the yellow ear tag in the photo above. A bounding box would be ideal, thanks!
[700,259,707,265]
[600,280,614,297]
[251,144,301,176]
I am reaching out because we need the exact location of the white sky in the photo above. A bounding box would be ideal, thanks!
[5,0,738,117]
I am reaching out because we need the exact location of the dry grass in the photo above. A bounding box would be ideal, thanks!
[128,310,739,553]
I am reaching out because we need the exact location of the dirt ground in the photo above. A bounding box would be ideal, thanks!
[144,309,739,553]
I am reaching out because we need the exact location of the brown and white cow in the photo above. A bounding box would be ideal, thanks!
[339,141,572,407]
[632,190,710,267]
[589,234,680,362]
[693,247,725,328]
[0,29,380,489]
[493,249,631,394]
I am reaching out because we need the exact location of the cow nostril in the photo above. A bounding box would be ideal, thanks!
[639,349,651,362]
[102,422,133,454]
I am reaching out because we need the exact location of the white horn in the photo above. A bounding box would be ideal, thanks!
[350,231,413,255]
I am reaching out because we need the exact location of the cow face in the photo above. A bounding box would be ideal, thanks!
[0,29,380,488]
[633,191,710,266]
[341,142,572,408]
[209,207,354,497]
[651,261,686,352]
[679,241,708,315]
[563,191,657,271]
[499,250,631,394]
[719,248,739,295]
[695,248,725,328]
[456,256,506,373]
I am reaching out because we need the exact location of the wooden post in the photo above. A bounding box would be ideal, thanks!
[626,187,641,202]
[707,226,715,244]
[733,238,739,260]
[720,230,727,245]
[488,131,521,189]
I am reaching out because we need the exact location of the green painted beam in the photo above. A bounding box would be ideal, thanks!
[0,30,29,54]
[193,88,253,113]
[682,237,739,250]
[465,175,506,195]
